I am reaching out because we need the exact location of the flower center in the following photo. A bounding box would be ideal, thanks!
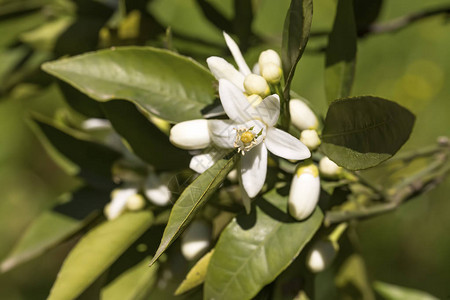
[234,127,262,155]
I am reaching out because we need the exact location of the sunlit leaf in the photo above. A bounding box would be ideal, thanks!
[204,188,323,300]
[325,0,357,104]
[42,47,216,122]
[47,211,154,300]
[175,250,214,295]
[149,153,238,267]
[374,281,439,300]
[281,0,313,92]
[100,100,190,171]
[0,187,108,273]
[321,96,415,170]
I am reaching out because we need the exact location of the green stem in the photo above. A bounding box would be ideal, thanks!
[274,83,290,131]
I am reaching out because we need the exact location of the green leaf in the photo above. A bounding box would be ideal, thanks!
[325,0,357,104]
[42,47,216,123]
[175,250,214,295]
[149,153,238,267]
[204,188,323,300]
[47,210,154,300]
[0,187,108,273]
[373,281,439,300]
[30,115,121,187]
[281,0,313,92]
[321,96,415,170]
[58,80,105,118]
[100,100,190,171]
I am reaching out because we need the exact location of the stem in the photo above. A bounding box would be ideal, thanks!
[329,222,348,243]
[274,83,290,131]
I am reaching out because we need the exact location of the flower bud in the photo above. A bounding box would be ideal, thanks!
[289,99,319,130]
[170,120,211,150]
[81,118,112,130]
[300,129,321,150]
[126,194,146,211]
[181,220,211,261]
[319,156,342,179]
[106,186,138,220]
[306,239,338,273]
[289,162,320,221]
[261,63,282,84]
[144,173,172,206]
[258,49,281,70]
[244,74,270,97]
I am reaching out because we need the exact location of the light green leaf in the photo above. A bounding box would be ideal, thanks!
[42,47,216,123]
[30,115,121,187]
[175,250,214,295]
[374,281,439,300]
[149,153,238,267]
[321,96,415,170]
[325,0,357,104]
[281,0,313,92]
[47,210,154,300]
[204,188,323,300]
[101,256,158,300]
[100,100,190,171]
[0,187,108,273]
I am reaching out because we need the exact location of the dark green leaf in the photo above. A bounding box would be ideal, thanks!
[321,96,415,170]
[58,80,105,118]
[196,0,233,33]
[100,100,190,171]
[354,0,383,34]
[233,0,253,51]
[281,0,313,93]
[31,115,121,187]
[204,188,323,300]
[373,281,439,300]
[149,153,238,267]
[47,210,154,300]
[42,47,217,122]
[0,187,108,273]
[325,0,357,104]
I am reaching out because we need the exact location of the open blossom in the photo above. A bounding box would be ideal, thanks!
[171,79,310,199]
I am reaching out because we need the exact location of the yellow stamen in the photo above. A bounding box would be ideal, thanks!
[240,131,255,144]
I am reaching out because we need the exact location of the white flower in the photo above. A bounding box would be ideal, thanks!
[288,162,320,221]
[289,99,319,131]
[181,220,211,261]
[172,79,310,199]
[300,129,321,150]
[319,156,342,178]
[144,172,172,206]
[169,119,211,150]
[306,239,338,273]
[126,194,146,211]
[106,186,138,220]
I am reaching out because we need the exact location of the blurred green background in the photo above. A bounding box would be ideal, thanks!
[0,0,449,298]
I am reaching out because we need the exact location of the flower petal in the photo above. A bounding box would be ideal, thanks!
[208,119,236,149]
[254,95,280,127]
[223,32,252,76]
[219,79,258,123]
[144,173,172,206]
[265,127,311,160]
[240,143,267,198]
[189,148,222,173]
[206,56,245,91]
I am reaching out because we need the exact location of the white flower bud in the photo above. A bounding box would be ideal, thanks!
[319,156,342,178]
[181,220,211,261]
[258,49,281,70]
[227,169,238,182]
[126,194,146,211]
[243,74,270,97]
[170,120,211,150]
[289,162,320,221]
[306,239,338,273]
[289,99,319,130]
[144,173,172,206]
[106,186,138,220]
[300,129,321,150]
[81,118,111,130]
[261,63,282,84]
